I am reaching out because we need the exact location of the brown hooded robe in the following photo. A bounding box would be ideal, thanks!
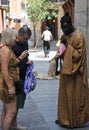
[57,29,89,128]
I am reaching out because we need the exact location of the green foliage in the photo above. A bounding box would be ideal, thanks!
[26,0,57,26]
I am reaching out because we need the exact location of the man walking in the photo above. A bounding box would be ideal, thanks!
[41,26,53,57]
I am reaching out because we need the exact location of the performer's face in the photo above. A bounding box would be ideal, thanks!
[61,22,73,35]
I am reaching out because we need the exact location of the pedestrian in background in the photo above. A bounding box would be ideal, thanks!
[41,26,53,57]
[0,28,27,130]
[12,26,32,130]
[55,12,89,128]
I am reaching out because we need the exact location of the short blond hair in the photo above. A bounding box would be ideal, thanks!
[1,28,17,46]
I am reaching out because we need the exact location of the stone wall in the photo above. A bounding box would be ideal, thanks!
[75,0,89,77]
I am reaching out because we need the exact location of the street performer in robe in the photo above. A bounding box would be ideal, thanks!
[55,12,89,128]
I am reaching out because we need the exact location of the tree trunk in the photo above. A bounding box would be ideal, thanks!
[33,24,37,48]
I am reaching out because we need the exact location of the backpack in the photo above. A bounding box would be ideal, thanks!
[24,63,36,94]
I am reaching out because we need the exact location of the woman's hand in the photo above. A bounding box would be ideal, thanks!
[8,87,16,97]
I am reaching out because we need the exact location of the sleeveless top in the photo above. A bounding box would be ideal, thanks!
[0,47,19,103]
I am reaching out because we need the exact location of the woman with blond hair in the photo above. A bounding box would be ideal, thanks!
[0,28,28,130]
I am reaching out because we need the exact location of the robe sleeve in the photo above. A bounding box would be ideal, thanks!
[61,35,86,75]
[72,37,84,63]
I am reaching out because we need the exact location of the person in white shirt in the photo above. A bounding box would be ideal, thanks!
[41,26,53,57]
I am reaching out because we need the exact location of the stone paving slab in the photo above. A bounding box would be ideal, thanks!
[0,94,50,130]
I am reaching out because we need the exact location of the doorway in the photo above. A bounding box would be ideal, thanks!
[41,17,58,40]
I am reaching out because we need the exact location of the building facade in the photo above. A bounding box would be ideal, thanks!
[0,0,30,31]
[75,0,89,77]
[0,0,9,32]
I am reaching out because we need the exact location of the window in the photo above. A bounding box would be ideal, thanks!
[1,0,8,5]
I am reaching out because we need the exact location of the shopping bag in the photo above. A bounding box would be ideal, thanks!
[59,43,66,56]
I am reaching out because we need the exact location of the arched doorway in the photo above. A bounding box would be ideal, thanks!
[46,17,58,40]
[41,14,58,40]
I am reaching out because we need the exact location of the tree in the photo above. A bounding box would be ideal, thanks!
[26,0,57,48]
